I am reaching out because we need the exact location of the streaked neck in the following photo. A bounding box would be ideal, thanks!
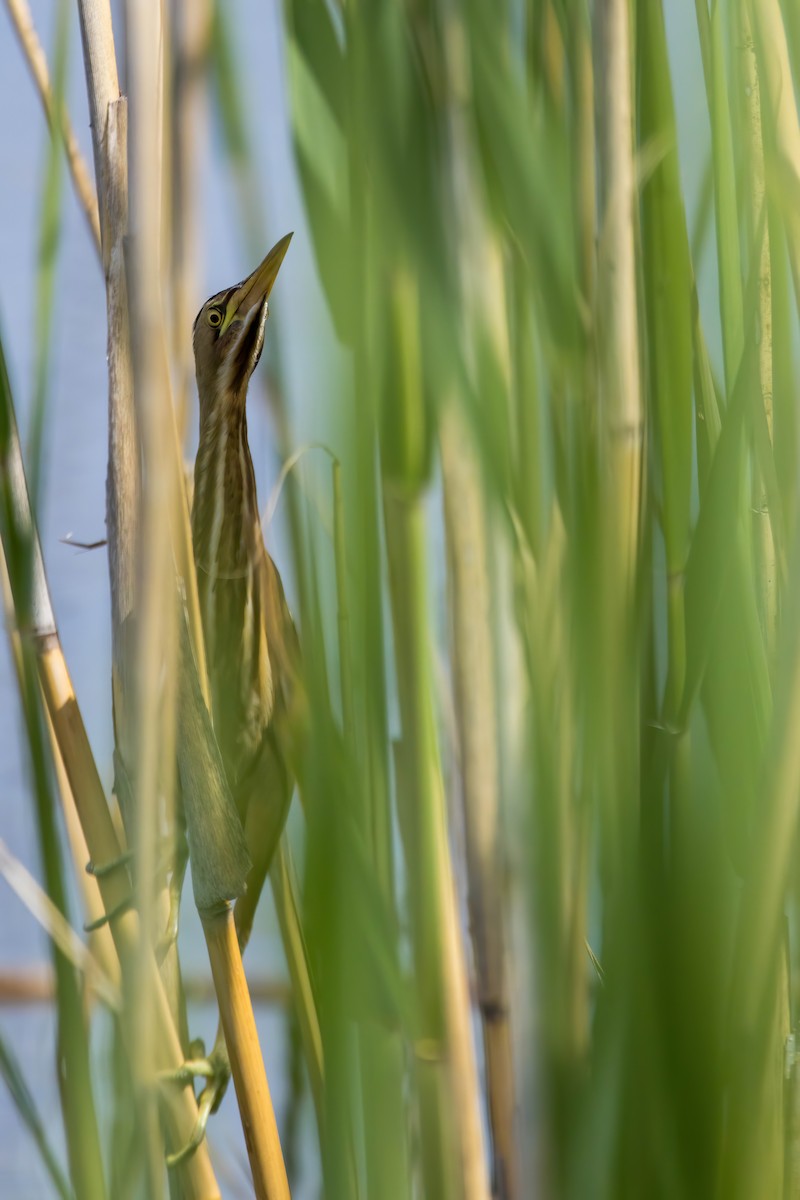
[192,390,262,581]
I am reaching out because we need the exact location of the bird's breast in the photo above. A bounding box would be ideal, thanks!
[195,562,274,796]
[191,415,274,793]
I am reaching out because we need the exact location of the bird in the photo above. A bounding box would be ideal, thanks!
[173,233,302,1154]
[191,232,300,878]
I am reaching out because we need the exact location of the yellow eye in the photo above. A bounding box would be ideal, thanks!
[207,307,223,328]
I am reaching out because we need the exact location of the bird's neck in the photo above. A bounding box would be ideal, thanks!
[192,390,263,580]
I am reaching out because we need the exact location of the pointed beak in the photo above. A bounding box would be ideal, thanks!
[221,232,293,333]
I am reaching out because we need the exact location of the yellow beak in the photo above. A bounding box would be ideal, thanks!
[221,232,293,334]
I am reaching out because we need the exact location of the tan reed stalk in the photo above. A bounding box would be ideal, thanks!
[55,742,120,988]
[202,909,291,1200]
[123,9,182,1187]
[3,0,101,255]
[0,551,119,983]
[596,0,642,605]
[437,765,493,1200]
[441,403,514,1200]
[0,567,108,1200]
[440,28,516,1181]
[73,0,139,805]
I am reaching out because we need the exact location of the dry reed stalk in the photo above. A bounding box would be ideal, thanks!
[202,909,291,1200]
[437,770,493,1200]
[0,968,291,1006]
[73,0,139,799]
[3,0,101,255]
[440,28,514,1189]
[51,716,119,987]
[0,550,118,982]
[0,966,53,1003]
[596,0,642,603]
[122,10,182,1187]
[441,403,514,1200]
[80,0,191,1084]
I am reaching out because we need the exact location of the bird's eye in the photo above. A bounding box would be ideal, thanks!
[207,308,223,328]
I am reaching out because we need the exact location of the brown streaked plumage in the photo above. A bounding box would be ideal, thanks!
[181,236,300,1144]
[191,233,299,875]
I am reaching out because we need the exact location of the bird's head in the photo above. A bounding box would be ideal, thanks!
[193,232,292,411]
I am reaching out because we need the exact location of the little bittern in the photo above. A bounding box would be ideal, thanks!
[175,233,301,1150]
[192,234,299,861]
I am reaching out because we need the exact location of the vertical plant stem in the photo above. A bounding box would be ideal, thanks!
[442,16,518,1184]
[270,843,324,1119]
[730,21,785,1194]
[595,0,642,862]
[739,7,777,647]
[74,0,139,830]
[74,0,119,198]
[101,96,139,784]
[441,404,515,1200]
[124,5,178,1188]
[202,909,291,1200]
[704,0,745,392]
[750,0,800,306]
[332,458,355,741]
[385,494,455,1199]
